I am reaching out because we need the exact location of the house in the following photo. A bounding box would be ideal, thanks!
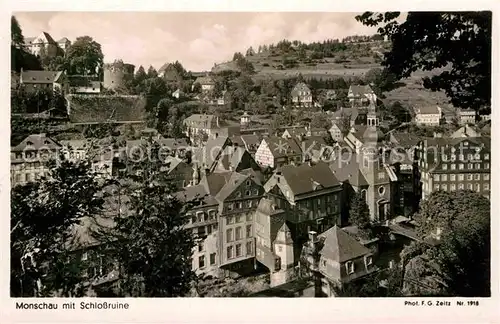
[291,82,313,108]
[56,37,71,52]
[68,75,101,94]
[306,126,329,137]
[240,112,251,127]
[176,169,265,278]
[23,32,60,57]
[301,226,376,296]
[417,136,491,200]
[457,109,477,125]
[348,85,377,106]
[11,134,61,187]
[161,156,193,189]
[231,134,262,156]
[183,114,224,143]
[20,70,68,94]
[254,137,303,169]
[329,124,344,142]
[158,63,183,81]
[213,145,261,173]
[450,125,481,138]
[281,127,307,139]
[414,106,442,126]
[263,162,343,245]
[331,107,368,127]
[192,75,215,92]
[59,140,88,162]
[156,137,190,158]
[192,136,231,172]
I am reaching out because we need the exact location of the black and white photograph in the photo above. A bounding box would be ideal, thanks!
[6,3,496,319]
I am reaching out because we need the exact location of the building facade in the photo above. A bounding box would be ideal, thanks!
[414,106,442,126]
[291,82,313,108]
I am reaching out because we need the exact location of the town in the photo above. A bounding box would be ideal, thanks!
[10,12,491,298]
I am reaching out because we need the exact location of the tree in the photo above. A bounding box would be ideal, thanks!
[66,36,104,75]
[97,140,196,297]
[155,98,174,133]
[11,158,106,297]
[356,12,492,110]
[310,113,331,129]
[349,192,372,238]
[147,66,158,79]
[11,16,24,47]
[246,47,255,57]
[135,66,147,84]
[401,190,490,297]
[387,101,410,127]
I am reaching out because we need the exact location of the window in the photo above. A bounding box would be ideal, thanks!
[378,186,385,195]
[442,174,447,181]
[212,224,217,232]
[467,174,473,181]
[81,252,88,261]
[228,203,234,211]
[208,210,216,220]
[451,184,456,191]
[226,216,234,225]
[442,154,448,161]
[475,163,481,169]
[366,256,373,266]
[451,164,456,170]
[434,174,440,181]
[198,226,206,237]
[210,253,216,265]
[459,154,464,161]
[458,174,464,181]
[475,183,481,192]
[450,154,456,161]
[467,154,473,161]
[253,189,259,196]
[246,200,253,208]
[235,227,242,240]
[474,153,480,160]
[237,202,243,209]
[434,184,440,190]
[441,184,447,191]
[450,174,456,181]
[227,246,233,259]
[198,242,204,252]
[246,213,253,221]
[246,241,253,255]
[484,174,490,181]
[236,192,242,198]
[197,211,203,222]
[226,229,233,243]
[246,225,252,238]
[278,246,283,252]
[484,183,490,191]
[378,172,385,180]
[235,244,242,257]
[467,183,473,190]
[245,190,250,196]
[246,180,251,186]
[207,225,212,235]
[474,174,480,180]
[459,183,464,190]
[346,261,355,274]
[235,215,242,223]
[485,163,490,169]
[459,164,464,170]
[442,164,448,170]
[485,153,490,160]
[468,163,473,169]
[199,256,205,269]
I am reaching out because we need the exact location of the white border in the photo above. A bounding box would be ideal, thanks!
[1,1,499,323]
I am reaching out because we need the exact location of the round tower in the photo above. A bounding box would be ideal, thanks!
[103,60,135,90]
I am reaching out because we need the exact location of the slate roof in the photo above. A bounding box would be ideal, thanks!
[318,225,372,263]
[162,156,184,173]
[415,105,440,115]
[390,132,421,147]
[329,152,369,187]
[216,146,247,171]
[20,70,64,84]
[175,183,219,206]
[12,134,61,152]
[193,136,230,168]
[264,136,302,158]
[215,172,249,202]
[200,171,234,196]
[291,82,311,96]
[280,162,340,196]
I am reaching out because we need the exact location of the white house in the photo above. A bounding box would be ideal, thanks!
[414,106,442,126]
[457,109,477,125]
[291,82,313,108]
[348,85,377,106]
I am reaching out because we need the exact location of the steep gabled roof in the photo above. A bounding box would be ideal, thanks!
[12,134,61,152]
[264,136,302,158]
[319,225,371,263]
[291,82,311,95]
[57,37,70,43]
[215,172,249,202]
[329,152,369,187]
[280,162,340,196]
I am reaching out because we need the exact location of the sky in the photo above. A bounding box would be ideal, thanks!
[15,12,382,72]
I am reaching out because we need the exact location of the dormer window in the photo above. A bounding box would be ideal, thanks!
[26,141,34,146]
[44,140,50,145]
[346,261,355,274]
